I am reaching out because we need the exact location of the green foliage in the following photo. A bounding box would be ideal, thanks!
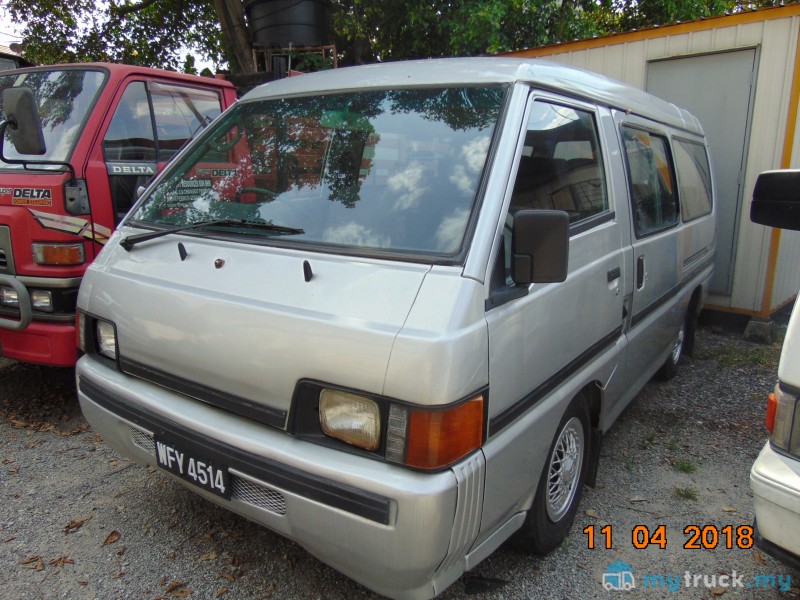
[674,486,699,501]
[6,0,225,71]
[673,458,697,474]
[4,0,790,73]
[332,0,604,62]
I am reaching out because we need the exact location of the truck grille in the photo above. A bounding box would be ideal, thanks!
[0,226,13,274]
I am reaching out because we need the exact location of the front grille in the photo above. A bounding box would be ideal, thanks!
[128,425,287,515]
[231,475,287,514]
[130,426,155,453]
[0,226,13,274]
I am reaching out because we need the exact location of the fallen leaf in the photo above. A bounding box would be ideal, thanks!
[112,571,125,579]
[200,551,218,561]
[165,580,187,593]
[711,587,726,596]
[585,509,600,518]
[628,497,646,503]
[721,506,737,513]
[216,588,228,598]
[171,590,192,598]
[753,549,767,565]
[219,572,235,582]
[64,519,87,534]
[20,556,44,571]
[49,556,75,567]
[101,531,121,547]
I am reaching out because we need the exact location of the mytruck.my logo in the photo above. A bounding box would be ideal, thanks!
[603,561,636,591]
[603,562,793,593]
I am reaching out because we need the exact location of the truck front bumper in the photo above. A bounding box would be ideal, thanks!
[76,356,487,600]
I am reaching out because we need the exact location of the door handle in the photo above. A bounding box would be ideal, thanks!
[607,266,621,282]
[637,256,646,290]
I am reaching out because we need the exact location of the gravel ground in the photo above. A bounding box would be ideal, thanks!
[2,325,800,599]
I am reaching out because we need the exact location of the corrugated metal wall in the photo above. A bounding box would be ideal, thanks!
[508,7,800,315]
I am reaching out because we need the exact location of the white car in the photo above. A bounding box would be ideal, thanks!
[749,170,800,570]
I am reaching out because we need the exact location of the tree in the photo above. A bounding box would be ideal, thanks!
[5,0,234,71]
[4,0,788,73]
[332,0,604,63]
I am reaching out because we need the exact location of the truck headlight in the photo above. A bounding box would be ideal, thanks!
[320,389,381,451]
[0,285,19,307]
[30,290,53,312]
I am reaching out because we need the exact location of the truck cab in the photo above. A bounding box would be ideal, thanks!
[0,63,236,365]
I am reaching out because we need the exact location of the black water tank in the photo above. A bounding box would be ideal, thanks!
[244,0,332,48]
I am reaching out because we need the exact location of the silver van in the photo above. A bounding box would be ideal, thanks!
[74,58,716,599]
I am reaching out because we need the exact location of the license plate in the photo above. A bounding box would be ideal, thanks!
[154,436,231,499]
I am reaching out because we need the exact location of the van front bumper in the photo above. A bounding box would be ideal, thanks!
[750,441,800,568]
[76,356,486,600]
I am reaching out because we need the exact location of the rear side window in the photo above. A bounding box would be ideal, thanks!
[673,139,713,221]
[622,127,678,237]
[510,101,608,224]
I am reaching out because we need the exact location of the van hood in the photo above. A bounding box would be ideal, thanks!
[81,236,431,429]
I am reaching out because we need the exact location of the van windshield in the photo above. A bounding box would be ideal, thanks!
[0,68,107,167]
[130,86,505,257]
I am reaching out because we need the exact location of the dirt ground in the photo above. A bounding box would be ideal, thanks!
[2,326,800,599]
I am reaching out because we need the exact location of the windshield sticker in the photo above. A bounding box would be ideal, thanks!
[11,188,53,207]
[28,209,112,244]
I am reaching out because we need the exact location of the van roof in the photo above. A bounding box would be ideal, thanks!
[244,57,703,135]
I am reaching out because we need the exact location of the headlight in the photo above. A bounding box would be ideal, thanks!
[768,384,800,455]
[0,285,19,307]
[30,290,53,312]
[309,384,485,470]
[320,389,381,451]
[95,319,118,360]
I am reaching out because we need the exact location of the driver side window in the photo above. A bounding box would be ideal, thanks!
[500,100,609,281]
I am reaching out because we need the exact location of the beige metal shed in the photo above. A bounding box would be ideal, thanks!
[505,4,800,318]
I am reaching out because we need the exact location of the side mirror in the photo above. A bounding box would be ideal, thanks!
[511,210,569,284]
[1,87,46,156]
[750,170,800,231]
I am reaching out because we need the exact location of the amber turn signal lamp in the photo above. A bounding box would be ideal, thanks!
[766,392,777,433]
[405,396,484,470]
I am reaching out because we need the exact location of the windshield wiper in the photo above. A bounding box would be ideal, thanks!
[120,219,304,251]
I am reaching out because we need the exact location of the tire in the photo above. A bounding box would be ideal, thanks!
[511,395,591,554]
[655,314,687,381]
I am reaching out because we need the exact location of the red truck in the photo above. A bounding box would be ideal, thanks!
[0,63,237,365]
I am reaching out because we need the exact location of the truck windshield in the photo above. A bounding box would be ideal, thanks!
[130,86,505,257]
[0,68,106,167]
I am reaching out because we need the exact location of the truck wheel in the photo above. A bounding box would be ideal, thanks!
[510,394,590,554]
[656,315,686,381]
